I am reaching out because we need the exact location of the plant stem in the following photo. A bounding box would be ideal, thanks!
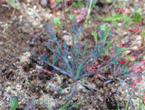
[62,0,74,47]
[62,0,76,75]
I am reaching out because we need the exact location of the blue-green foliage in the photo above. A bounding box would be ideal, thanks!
[41,19,113,81]
[10,98,18,110]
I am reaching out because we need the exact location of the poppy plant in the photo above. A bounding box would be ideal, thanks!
[136,77,142,83]
[127,59,145,89]
[73,7,88,24]
[120,43,127,47]
[129,28,140,34]
[85,64,96,73]
[49,0,71,14]
[138,21,143,25]
[128,59,145,74]
[119,8,125,13]
[0,0,5,2]
[130,76,143,88]
[118,60,131,66]
[143,93,145,104]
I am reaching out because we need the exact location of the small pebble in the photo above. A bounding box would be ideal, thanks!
[40,0,48,6]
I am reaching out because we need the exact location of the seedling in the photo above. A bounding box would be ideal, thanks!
[59,100,72,110]
[10,98,18,110]
[53,17,60,30]
[73,0,84,8]
[84,0,98,27]
[54,0,61,5]
[91,30,98,44]
[96,13,128,22]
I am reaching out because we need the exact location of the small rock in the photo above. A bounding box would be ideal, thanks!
[132,46,138,50]
[62,35,72,46]
[20,52,31,63]
[40,0,48,6]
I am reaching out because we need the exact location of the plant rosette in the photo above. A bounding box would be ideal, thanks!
[49,0,71,14]
[72,7,88,24]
